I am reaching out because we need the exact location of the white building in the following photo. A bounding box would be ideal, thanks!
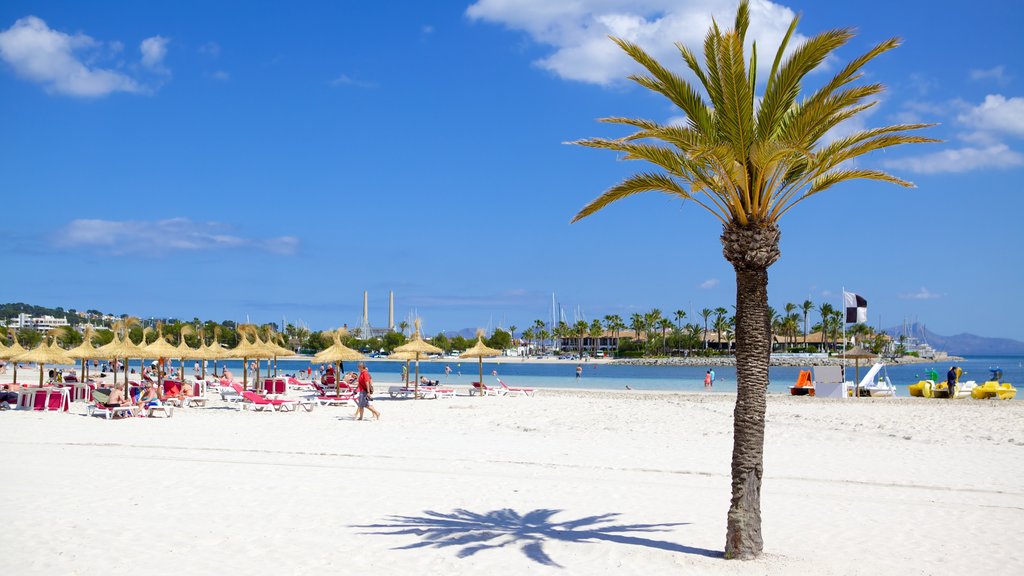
[3,313,70,330]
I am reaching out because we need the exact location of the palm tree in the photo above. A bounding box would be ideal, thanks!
[817,303,833,352]
[573,320,588,355]
[673,309,686,330]
[605,314,625,356]
[589,319,604,356]
[538,329,550,354]
[657,317,674,355]
[699,308,713,349]
[508,325,517,345]
[397,320,409,337]
[801,300,814,348]
[713,307,728,351]
[569,1,934,558]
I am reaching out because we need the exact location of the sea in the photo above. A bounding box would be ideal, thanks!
[198,355,1023,398]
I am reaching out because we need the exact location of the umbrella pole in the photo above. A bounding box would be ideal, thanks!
[274,357,278,377]
[479,358,483,397]
[39,363,44,387]
[405,360,410,387]
[243,357,248,391]
[414,354,420,399]
[123,358,129,395]
[335,361,340,396]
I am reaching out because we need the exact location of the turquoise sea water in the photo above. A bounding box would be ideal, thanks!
[199,355,1023,398]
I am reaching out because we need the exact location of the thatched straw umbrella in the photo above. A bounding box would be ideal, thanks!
[393,320,442,399]
[14,337,74,387]
[460,330,501,397]
[144,330,180,386]
[65,326,102,383]
[844,347,878,397]
[175,326,198,381]
[227,327,268,391]
[196,340,227,379]
[0,330,26,385]
[267,333,293,377]
[103,333,148,393]
[389,350,417,387]
[312,329,364,395]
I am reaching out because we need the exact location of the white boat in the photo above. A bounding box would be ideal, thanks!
[851,363,897,397]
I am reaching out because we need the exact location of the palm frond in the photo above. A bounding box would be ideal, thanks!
[756,28,854,142]
[571,172,717,224]
[613,37,714,133]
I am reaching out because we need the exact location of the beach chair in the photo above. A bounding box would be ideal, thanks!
[87,390,138,420]
[142,400,174,418]
[262,378,286,395]
[470,381,505,396]
[309,381,354,406]
[241,391,279,412]
[497,378,536,397]
[219,383,246,405]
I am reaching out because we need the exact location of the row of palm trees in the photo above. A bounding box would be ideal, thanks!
[512,300,858,357]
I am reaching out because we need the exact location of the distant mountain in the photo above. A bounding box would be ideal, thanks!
[884,322,1024,356]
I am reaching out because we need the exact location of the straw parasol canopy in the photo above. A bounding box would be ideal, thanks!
[227,326,270,390]
[144,329,181,384]
[66,326,103,384]
[175,325,198,381]
[103,331,148,391]
[0,330,26,384]
[393,319,442,399]
[844,346,877,396]
[14,337,74,386]
[389,350,417,386]
[312,329,365,395]
[460,330,501,397]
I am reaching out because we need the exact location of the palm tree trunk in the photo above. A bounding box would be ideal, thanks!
[721,223,779,560]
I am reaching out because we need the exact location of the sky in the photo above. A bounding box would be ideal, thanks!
[1,0,1022,340]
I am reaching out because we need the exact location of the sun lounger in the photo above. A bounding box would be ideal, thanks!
[497,378,536,397]
[241,391,278,412]
[17,387,71,411]
[87,390,138,419]
[142,400,174,418]
[469,381,505,396]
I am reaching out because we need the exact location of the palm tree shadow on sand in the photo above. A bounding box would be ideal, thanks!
[355,508,722,568]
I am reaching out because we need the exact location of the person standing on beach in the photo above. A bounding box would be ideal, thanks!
[354,362,380,421]
[704,370,712,389]
[576,364,583,380]
[709,368,716,387]
[946,366,958,399]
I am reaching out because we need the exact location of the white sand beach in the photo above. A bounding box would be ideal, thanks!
[1,387,1021,575]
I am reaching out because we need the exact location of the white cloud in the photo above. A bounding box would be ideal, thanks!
[198,41,221,57]
[899,287,941,300]
[209,70,230,81]
[970,65,1008,84]
[53,218,299,256]
[467,0,807,85]
[882,144,1024,174]
[886,94,1024,174]
[329,73,376,88]
[957,94,1024,138]
[0,15,142,97]
[698,278,719,289]
[421,25,435,35]
[140,35,168,70]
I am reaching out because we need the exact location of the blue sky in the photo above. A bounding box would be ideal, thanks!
[1,1,1022,340]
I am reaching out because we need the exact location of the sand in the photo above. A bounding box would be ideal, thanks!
[1,385,1021,575]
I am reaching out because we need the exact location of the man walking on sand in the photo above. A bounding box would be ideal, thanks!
[354,362,380,421]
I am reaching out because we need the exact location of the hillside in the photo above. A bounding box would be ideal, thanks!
[884,322,1024,356]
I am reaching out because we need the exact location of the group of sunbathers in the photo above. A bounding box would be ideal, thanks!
[100,381,193,410]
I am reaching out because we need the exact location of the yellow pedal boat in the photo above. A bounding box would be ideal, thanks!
[970,369,1016,400]
[970,382,1016,400]
[908,368,975,399]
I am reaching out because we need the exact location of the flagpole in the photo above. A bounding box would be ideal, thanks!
[841,286,847,389]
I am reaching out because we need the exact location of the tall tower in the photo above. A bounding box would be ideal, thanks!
[359,291,371,337]
[388,291,394,331]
